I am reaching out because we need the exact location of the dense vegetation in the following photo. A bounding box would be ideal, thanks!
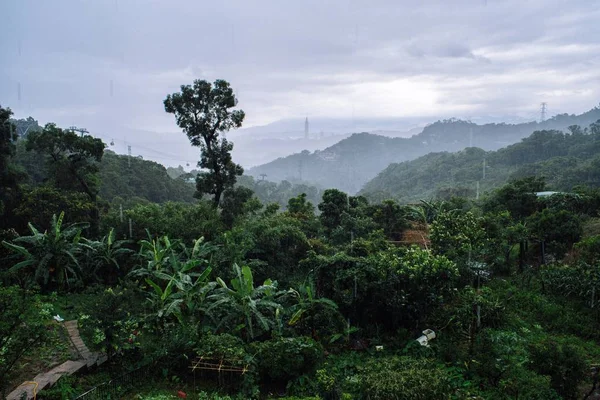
[2,95,600,400]
[361,121,600,202]
[249,106,600,194]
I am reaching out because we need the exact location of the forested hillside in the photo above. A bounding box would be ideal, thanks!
[14,144,196,204]
[249,106,600,194]
[361,121,600,202]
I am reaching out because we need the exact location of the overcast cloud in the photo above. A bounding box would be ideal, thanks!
[1,0,599,165]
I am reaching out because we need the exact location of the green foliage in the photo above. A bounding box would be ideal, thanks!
[195,332,248,361]
[357,356,453,400]
[372,246,459,326]
[431,286,505,360]
[208,264,285,340]
[528,338,587,399]
[78,285,143,360]
[0,286,52,396]
[540,263,600,308]
[2,212,89,291]
[367,199,410,240]
[0,105,23,227]
[25,123,105,233]
[318,189,348,233]
[431,210,486,261]
[251,336,323,382]
[217,214,311,285]
[81,228,133,284]
[220,186,262,228]
[164,79,245,206]
[99,150,196,204]
[287,193,315,217]
[527,208,582,258]
[237,176,322,214]
[14,185,95,232]
[102,200,223,242]
[473,329,561,400]
[131,235,216,328]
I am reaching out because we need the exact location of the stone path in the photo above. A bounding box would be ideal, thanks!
[6,320,106,400]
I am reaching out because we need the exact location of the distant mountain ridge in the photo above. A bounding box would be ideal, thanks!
[360,119,600,202]
[247,107,600,194]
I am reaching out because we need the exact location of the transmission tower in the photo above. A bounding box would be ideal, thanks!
[69,126,89,137]
[540,102,547,122]
[127,145,132,168]
[304,117,309,140]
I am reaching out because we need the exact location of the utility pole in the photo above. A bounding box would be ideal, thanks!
[482,158,486,180]
[69,126,89,137]
[540,102,547,122]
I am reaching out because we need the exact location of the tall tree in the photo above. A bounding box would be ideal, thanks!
[0,105,25,228]
[26,123,105,234]
[164,79,245,207]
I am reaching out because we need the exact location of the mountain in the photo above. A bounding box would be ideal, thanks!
[247,107,600,194]
[228,117,429,167]
[360,120,600,203]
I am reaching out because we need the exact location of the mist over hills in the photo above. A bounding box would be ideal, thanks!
[360,118,600,202]
[247,107,600,194]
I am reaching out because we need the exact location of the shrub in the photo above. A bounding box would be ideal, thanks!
[528,339,587,399]
[357,356,452,400]
[252,337,323,383]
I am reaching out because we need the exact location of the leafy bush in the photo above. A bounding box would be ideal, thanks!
[195,333,248,361]
[357,356,452,400]
[252,337,323,382]
[77,285,144,361]
[528,338,587,399]
[0,286,53,396]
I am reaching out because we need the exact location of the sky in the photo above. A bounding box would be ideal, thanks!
[1,0,600,166]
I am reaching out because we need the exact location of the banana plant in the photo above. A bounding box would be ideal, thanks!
[2,212,88,291]
[137,237,217,327]
[82,228,133,283]
[288,281,338,326]
[207,264,284,340]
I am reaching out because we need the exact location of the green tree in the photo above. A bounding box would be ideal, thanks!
[220,186,261,228]
[318,189,349,233]
[527,208,582,261]
[26,124,105,234]
[0,105,24,228]
[287,193,315,217]
[164,79,245,206]
[368,199,409,240]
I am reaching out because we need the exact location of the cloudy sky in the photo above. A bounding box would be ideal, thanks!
[1,0,599,165]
